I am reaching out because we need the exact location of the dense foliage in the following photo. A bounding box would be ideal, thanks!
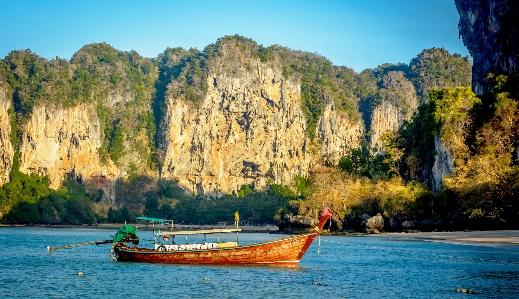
[154,47,207,107]
[393,87,480,181]
[297,78,518,230]
[290,164,434,230]
[408,48,472,102]
[0,170,100,224]
[172,191,292,225]
[110,175,302,225]
[442,74,519,220]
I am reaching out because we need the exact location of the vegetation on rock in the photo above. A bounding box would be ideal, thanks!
[442,74,519,220]
[408,48,472,102]
[1,36,516,229]
[295,79,518,230]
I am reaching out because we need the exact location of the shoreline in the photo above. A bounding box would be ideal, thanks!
[362,230,519,245]
[0,223,279,233]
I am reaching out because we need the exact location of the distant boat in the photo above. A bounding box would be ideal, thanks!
[111,207,332,266]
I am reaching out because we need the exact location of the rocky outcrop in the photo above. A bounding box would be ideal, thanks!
[276,213,318,233]
[455,0,519,95]
[161,63,309,195]
[0,87,14,185]
[369,100,411,154]
[0,37,476,205]
[430,136,455,193]
[317,103,363,165]
[365,214,385,233]
[401,220,415,230]
[363,71,419,154]
[18,104,119,203]
[158,41,365,196]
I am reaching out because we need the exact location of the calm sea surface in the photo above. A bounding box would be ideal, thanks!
[1,227,518,298]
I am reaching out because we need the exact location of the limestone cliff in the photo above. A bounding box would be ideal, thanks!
[430,136,455,193]
[409,48,472,102]
[0,87,14,185]
[17,104,119,203]
[0,37,474,205]
[368,100,412,154]
[160,47,363,195]
[365,71,418,154]
[455,0,519,95]
[317,103,363,165]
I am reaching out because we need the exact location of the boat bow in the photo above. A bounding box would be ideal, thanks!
[296,206,333,260]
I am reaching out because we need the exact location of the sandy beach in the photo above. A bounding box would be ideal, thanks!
[368,230,519,245]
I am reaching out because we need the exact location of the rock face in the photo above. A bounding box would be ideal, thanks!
[430,136,455,193]
[277,213,318,233]
[317,103,363,165]
[455,0,519,95]
[161,56,362,195]
[369,101,408,154]
[0,87,14,185]
[17,104,119,203]
[362,71,419,155]
[401,220,415,230]
[0,38,474,204]
[365,214,385,232]
[0,42,367,200]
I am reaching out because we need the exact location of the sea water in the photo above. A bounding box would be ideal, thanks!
[0,227,518,298]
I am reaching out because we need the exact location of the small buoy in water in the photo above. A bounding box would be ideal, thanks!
[312,281,328,286]
[204,277,210,280]
[77,272,83,276]
[456,288,475,294]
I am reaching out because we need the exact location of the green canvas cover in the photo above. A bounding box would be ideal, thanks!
[113,225,139,245]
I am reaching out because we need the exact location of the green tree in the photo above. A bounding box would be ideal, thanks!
[237,185,253,197]
[157,179,186,199]
[108,125,125,163]
[409,48,472,102]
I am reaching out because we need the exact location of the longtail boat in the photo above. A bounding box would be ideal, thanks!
[111,207,332,266]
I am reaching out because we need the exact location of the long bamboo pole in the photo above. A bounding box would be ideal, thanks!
[47,240,112,253]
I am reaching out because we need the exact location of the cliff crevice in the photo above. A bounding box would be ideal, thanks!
[0,87,14,185]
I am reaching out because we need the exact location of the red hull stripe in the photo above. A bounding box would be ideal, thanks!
[113,207,332,266]
[116,233,315,265]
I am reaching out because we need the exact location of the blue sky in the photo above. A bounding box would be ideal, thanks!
[0,0,469,72]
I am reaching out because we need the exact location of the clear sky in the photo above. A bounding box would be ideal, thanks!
[0,0,469,72]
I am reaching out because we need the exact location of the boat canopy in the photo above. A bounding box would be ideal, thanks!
[156,228,241,236]
[113,225,139,245]
[136,216,168,223]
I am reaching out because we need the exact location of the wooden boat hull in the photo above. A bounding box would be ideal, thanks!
[113,207,332,266]
[114,233,318,266]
